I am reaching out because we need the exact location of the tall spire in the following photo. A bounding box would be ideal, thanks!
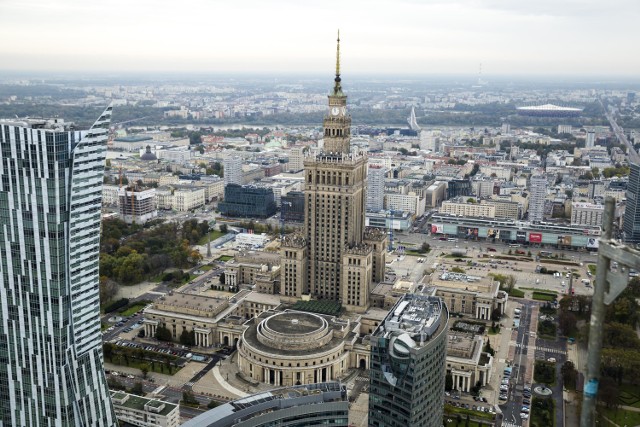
[333,30,343,96]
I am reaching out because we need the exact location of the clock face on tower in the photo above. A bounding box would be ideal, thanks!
[331,107,340,116]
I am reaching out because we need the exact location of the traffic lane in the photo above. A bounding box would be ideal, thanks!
[102,313,145,341]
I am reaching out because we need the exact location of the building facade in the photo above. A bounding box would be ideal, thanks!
[440,201,496,218]
[223,155,243,186]
[367,165,386,211]
[623,162,640,243]
[110,391,179,427]
[528,175,547,222]
[219,184,277,218]
[369,294,449,427]
[571,202,604,226]
[118,187,158,224]
[280,38,384,312]
[0,110,117,425]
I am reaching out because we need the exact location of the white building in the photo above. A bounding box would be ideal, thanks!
[472,179,495,198]
[102,184,120,206]
[528,175,547,222]
[118,187,158,224]
[440,201,496,218]
[288,146,305,172]
[571,202,604,226]
[367,165,387,211]
[558,125,572,134]
[224,156,243,186]
[173,187,206,211]
[385,192,426,216]
[110,391,180,427]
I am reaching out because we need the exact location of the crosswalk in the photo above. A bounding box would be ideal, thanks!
[502,422,521,427]
[513,343,566,355]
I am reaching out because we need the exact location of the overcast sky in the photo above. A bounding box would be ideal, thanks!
[1,0,639,77]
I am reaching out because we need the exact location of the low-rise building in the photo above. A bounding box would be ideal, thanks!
[446,332,493,393]
[571,202,604,226]
[440,201,496,218]
[118,187,158,224]
[432,272,508,320]
[110,391,179,427]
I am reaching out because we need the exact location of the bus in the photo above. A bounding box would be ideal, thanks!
[540,251,553,258]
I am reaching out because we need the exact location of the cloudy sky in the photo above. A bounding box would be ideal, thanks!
[1,0,638,76]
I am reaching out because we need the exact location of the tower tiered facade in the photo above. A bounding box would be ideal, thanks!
[280,35,386,312]
[0,109,117,426]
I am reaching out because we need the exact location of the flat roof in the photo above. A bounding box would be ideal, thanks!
[109,391,177,417]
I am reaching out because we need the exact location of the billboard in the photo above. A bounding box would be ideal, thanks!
[529,233,542,243]
[487,229,500,239]
[431,224,443,234]
[558,235,572,246]
[587,237,599,249]
[458,226,479,238]
[516,231,527,243]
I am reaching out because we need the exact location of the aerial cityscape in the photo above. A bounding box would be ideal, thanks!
[2,1,640,427]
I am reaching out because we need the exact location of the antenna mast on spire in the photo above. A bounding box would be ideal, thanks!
[336,30,341,78]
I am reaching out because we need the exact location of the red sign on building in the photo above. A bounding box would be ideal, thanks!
[529,232,542,243]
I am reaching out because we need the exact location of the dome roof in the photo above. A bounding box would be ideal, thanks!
[140,145,157,161]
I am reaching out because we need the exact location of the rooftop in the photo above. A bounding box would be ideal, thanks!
[109,391,177,417]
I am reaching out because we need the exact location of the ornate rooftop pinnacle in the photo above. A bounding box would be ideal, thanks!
[333,30,343,96]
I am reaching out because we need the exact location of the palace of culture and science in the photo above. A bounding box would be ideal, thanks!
[280,35,387,313]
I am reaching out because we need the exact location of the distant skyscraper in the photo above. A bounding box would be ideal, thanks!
[280,34,386,312]
[585,131,596,148]
[367,165,386,212]
[623,162,640,243]
[501,123,511,134]
[529,175,548,222]
[369,294,449,427]
[0,109,116,425]
[223,155,243,186]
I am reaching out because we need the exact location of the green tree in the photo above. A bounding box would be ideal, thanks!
[130,382,144,396]
[207,400,219,409]
[155,325,172,342]
[140,364,149,380]
[219,223,228,233]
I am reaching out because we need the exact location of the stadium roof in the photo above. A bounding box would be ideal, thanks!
[516,104,583,112]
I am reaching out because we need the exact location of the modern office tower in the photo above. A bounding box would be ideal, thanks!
[367,165,386,211]
[585,131,596,148]
[182,382,349,427]
[558,124,572,135]
[408,107,420,131]
[369,293,449,427]
[218,184,277,218]
[280,35,385,312]
[446,179,472,199]
[528,175,548,222]
[501,123,511,134]
[0,109,116,426]
[223,155,243,186]
[623,162,640,243]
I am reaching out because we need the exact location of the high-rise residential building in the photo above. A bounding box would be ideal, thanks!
[623,162,640,242]
[367,165,386,211]
[280,35,386,312]
[223,155,243,186]
[558,124,572,135]
[288,146,305,172]
[528,175,547,222]
[585,131,596,148]
[0,110,116,425]
[369,293,449,427]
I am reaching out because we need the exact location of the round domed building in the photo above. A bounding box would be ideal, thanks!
[237,310,367,387]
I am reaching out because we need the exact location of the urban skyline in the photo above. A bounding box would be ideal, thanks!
[1,0,640,76]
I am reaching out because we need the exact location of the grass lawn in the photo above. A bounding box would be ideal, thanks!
[443,418,491,427]
[405,250,428,256]
[120,303,146,317]
[443,405,495,422]
[618,384,640,408]
[109,355,181,376]
[597,406,640,426]
[198,230,224,245]
[508,288,525,298]
[217,255,233,262]
[150,273,165,283]
[532,291,557,302]
[588,264,596,275]
[199,264,213,271]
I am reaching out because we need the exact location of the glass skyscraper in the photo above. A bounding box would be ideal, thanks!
[0,108,116,426]
[623,162,640,243]
[369,293,449,427]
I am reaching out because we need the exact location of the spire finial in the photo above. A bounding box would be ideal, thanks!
[336,30,341,78]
